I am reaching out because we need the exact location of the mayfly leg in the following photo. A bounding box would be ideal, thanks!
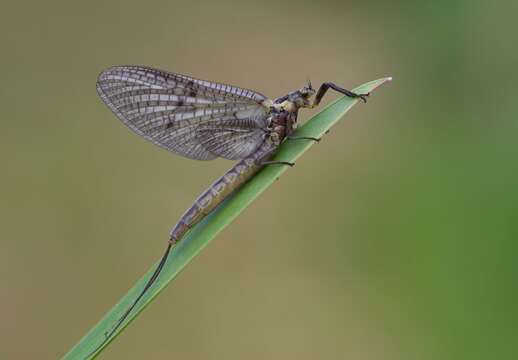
[287,136,321,142]
[261,160,295,167]
[313,82,370,106]
[287,129,332,143]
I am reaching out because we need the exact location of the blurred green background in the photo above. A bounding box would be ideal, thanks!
[1,0,517,359]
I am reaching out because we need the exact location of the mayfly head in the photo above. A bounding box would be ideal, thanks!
[293,81,316,108]
[300,79,315,98]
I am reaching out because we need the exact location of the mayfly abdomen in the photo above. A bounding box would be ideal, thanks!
[169,143,274,242]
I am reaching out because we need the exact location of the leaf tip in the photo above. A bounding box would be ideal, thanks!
[366,76,393,93]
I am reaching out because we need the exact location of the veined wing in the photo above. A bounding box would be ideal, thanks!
[96,65,270,160]
[196,118,267,160]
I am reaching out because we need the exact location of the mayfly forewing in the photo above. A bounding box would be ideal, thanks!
[96,65,270,161]
[194,110,269,160]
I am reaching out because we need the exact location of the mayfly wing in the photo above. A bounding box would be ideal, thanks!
[196,117,268,160]
[96,65,271,160]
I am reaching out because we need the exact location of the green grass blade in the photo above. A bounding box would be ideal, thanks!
[63,77,392,360]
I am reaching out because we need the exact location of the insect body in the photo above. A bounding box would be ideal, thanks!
[169,102,294,242]
[93,65,368,355]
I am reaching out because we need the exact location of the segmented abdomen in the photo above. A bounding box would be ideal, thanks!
[169,141,275,242]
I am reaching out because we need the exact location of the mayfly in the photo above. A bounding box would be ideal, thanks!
[93,65,369,352]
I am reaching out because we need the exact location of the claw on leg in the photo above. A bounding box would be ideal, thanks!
[356,92,370,103]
